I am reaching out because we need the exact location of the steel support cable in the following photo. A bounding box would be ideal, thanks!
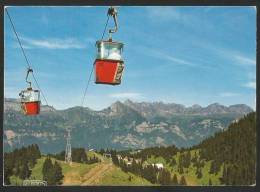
[80,65,94,107]
[80,14,110,107]
[101,15,110,41]
[5,8,49,106]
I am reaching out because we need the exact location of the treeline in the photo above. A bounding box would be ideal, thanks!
[111,152,187,185]
[42,157,63,185]
[4,144,41,185]
[194,112,256,185]
[51,148,100,164]
[116,145,179,163]
[99,148,117,155]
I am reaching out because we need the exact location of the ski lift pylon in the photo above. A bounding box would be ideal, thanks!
[19,68,41,115]
[94,6,125,85]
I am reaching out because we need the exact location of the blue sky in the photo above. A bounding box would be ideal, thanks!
[4,6,256,110]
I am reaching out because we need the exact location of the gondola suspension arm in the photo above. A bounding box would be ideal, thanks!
[107,7,118,40]
[25,68,33,88]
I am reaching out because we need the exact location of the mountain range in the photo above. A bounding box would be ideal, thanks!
[3,98,253,153]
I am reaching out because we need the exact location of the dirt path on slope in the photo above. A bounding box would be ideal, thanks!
[63,172,82,185]
[81,162,114,185]
[62,155,113,186]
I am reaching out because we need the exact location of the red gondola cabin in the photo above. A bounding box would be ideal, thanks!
[94,40,124,85]
[19,88,40,115]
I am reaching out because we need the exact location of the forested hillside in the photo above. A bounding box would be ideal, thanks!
[107,112,256,185]
[194,112,256,185]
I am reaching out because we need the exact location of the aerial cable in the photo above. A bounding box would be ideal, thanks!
[80,65,94,107]
[5,8,49,106]
[101,15,110,40]
[80,8,111,107]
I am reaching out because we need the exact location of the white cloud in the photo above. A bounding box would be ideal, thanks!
[109,92,144,99]
[20,37,86,49]
[243,81,256,89]
[219,92,240,97]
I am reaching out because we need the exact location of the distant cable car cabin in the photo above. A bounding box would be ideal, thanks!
[19,68,41,115]
[94,7,125,85]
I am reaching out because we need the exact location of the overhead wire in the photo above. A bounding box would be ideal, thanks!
[80,65,94,107]
[101,15,110,41]
[5,8,49,106]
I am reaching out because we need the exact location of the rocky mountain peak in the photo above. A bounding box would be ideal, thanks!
[124,99,134,105]
[190,104,202,109]
[207,102,222,107]
[228,104,253,114]
[106,101,128,116]
[204,103,227,114]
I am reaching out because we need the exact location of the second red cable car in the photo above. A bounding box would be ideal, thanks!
[19,68,41,115]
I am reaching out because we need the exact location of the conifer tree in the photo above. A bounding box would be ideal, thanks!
[209,178,212,185]
[111,153,119,166]
[157,170,163,184]
[13,162,20,176]
[196,168,203,179]
[53,161,64,185]
[179,165,184,174]
[42,157,52,179]
[19,162,31,180]
[158,169,171,185]
[172,174,178,185]
[170,158,176,166]
[209,160,216,174]
[179,176,187,186]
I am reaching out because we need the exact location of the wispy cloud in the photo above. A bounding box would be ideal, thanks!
[19,37,86,49]
[138,45,199,68]
[196,41,256,68]
[234,55,256,66]
[243,81,256,90]
[219,92,240,97]
[157,52,196,67]
[146,7,181,22]
[108,92,144,99]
